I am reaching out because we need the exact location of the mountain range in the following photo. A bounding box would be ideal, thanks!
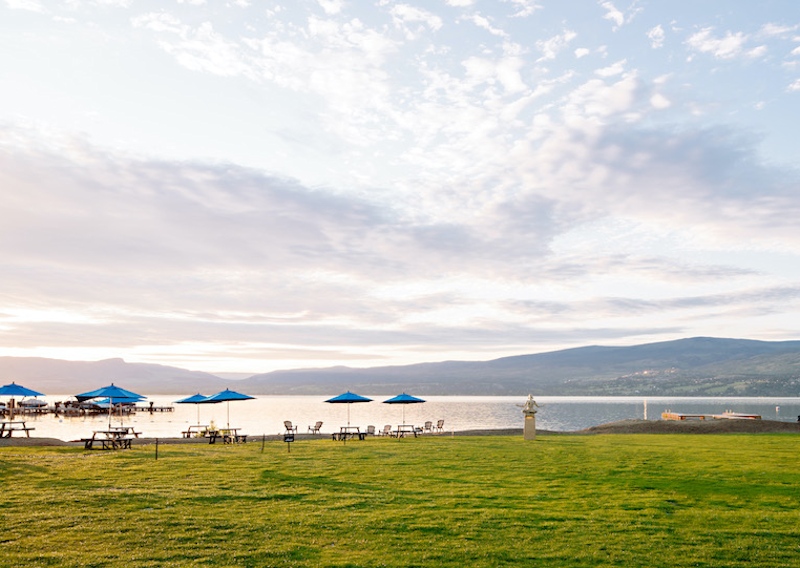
[1,337,799,397]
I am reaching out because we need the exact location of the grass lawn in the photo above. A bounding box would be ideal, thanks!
[1,434,799,567]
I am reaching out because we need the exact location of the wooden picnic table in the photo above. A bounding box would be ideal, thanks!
[332,426,366,441]
[182,424,210,438]
[207,428,247,444]
[107,425,141,437]
[392,424,420,438]
[0,420,35,438]
[81,430,134,450]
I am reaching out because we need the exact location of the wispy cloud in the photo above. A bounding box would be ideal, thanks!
[647,24,665,49]
[1,1,799,372]
[600,1,624,30]
[536,29,577,61]
[686,27,767,60]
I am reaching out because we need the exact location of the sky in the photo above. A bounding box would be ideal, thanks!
[1,0,800,376]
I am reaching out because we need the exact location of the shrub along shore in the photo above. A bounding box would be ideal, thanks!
[2,425,799,566]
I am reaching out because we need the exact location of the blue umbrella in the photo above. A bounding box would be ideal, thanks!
[0,382,45,398]
[383,393,425,424]
[75,384,145,428]
[175,393,209,424]
[199,389,254,428]
[325,391,372,426]
[0,382,45,419]
[92,396,142,406]
[76,384,144,403]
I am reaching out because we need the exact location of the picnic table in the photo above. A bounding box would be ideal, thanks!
[207,428,247,444]
[181,424,210,438]
[0,420,35,438]
[332,426,366,441]
[392,424,420,438]
[82,429,135,450]
[107,425,141,437]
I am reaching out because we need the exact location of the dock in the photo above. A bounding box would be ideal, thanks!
[661,412,708,420]
[662,410,761,421]
[134,404,174,413]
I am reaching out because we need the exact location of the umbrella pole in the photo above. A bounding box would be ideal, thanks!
[227,401,230,429]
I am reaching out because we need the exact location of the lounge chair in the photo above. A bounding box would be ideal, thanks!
[284,421,298,434]
[435,419,444,433]
[379,424,392,436]
[365,425,376,436]
[308,421,323,434]
[423,421,433,433]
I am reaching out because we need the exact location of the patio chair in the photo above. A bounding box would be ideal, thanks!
[379,424,392,436]
[308,421,323,434]
[284,421,298,434]
[435,419,444,433]
[423,421,433,433]
[365,425,376,436]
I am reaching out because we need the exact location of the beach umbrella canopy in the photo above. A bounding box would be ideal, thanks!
[198,389,254,429]
[0,382,45,418]
[75,384,145,428]
[325,391,372,426]
[76,384,144,403]
[175,393,210,424]
[0,382,45,398]
[383,393,425,424]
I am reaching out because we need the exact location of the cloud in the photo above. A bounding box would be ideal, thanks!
[685,27,765,60]
[390,4,443,37]
[132,16,256,78]
[317,0,343,15]
[5,0,43,11]
[650,93,671,109]
[468,13,507,38]
[759,23,798,37]
[595,59,626,77]
[536,29,577,61]
[504,0,541,18]
[4,3,800,370]
[647,24,665,49]
[788,79,800,92]
[600,1,624,30]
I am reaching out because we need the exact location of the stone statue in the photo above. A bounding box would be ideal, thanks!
[521,394,539,415]
[518,394,539,440]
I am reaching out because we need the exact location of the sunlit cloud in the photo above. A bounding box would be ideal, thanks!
[1,1,799,373]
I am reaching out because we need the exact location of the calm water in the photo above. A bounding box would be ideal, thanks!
[7,395,800,441]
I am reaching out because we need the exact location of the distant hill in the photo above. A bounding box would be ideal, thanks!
[0,357,230,396]
[2,337,800,396]
[239,337,800,396]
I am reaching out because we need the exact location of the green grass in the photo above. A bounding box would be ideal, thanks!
[2,434,800,567]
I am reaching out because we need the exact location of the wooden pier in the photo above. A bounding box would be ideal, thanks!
[134,404,174,413]
[662,411,761,421]
[661,412,707,420]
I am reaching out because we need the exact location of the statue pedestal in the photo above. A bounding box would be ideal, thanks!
[523,412,536,440]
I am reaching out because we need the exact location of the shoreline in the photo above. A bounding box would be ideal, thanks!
[2,419,800,446]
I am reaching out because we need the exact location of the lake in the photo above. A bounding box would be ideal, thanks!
[9,395,800,441]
